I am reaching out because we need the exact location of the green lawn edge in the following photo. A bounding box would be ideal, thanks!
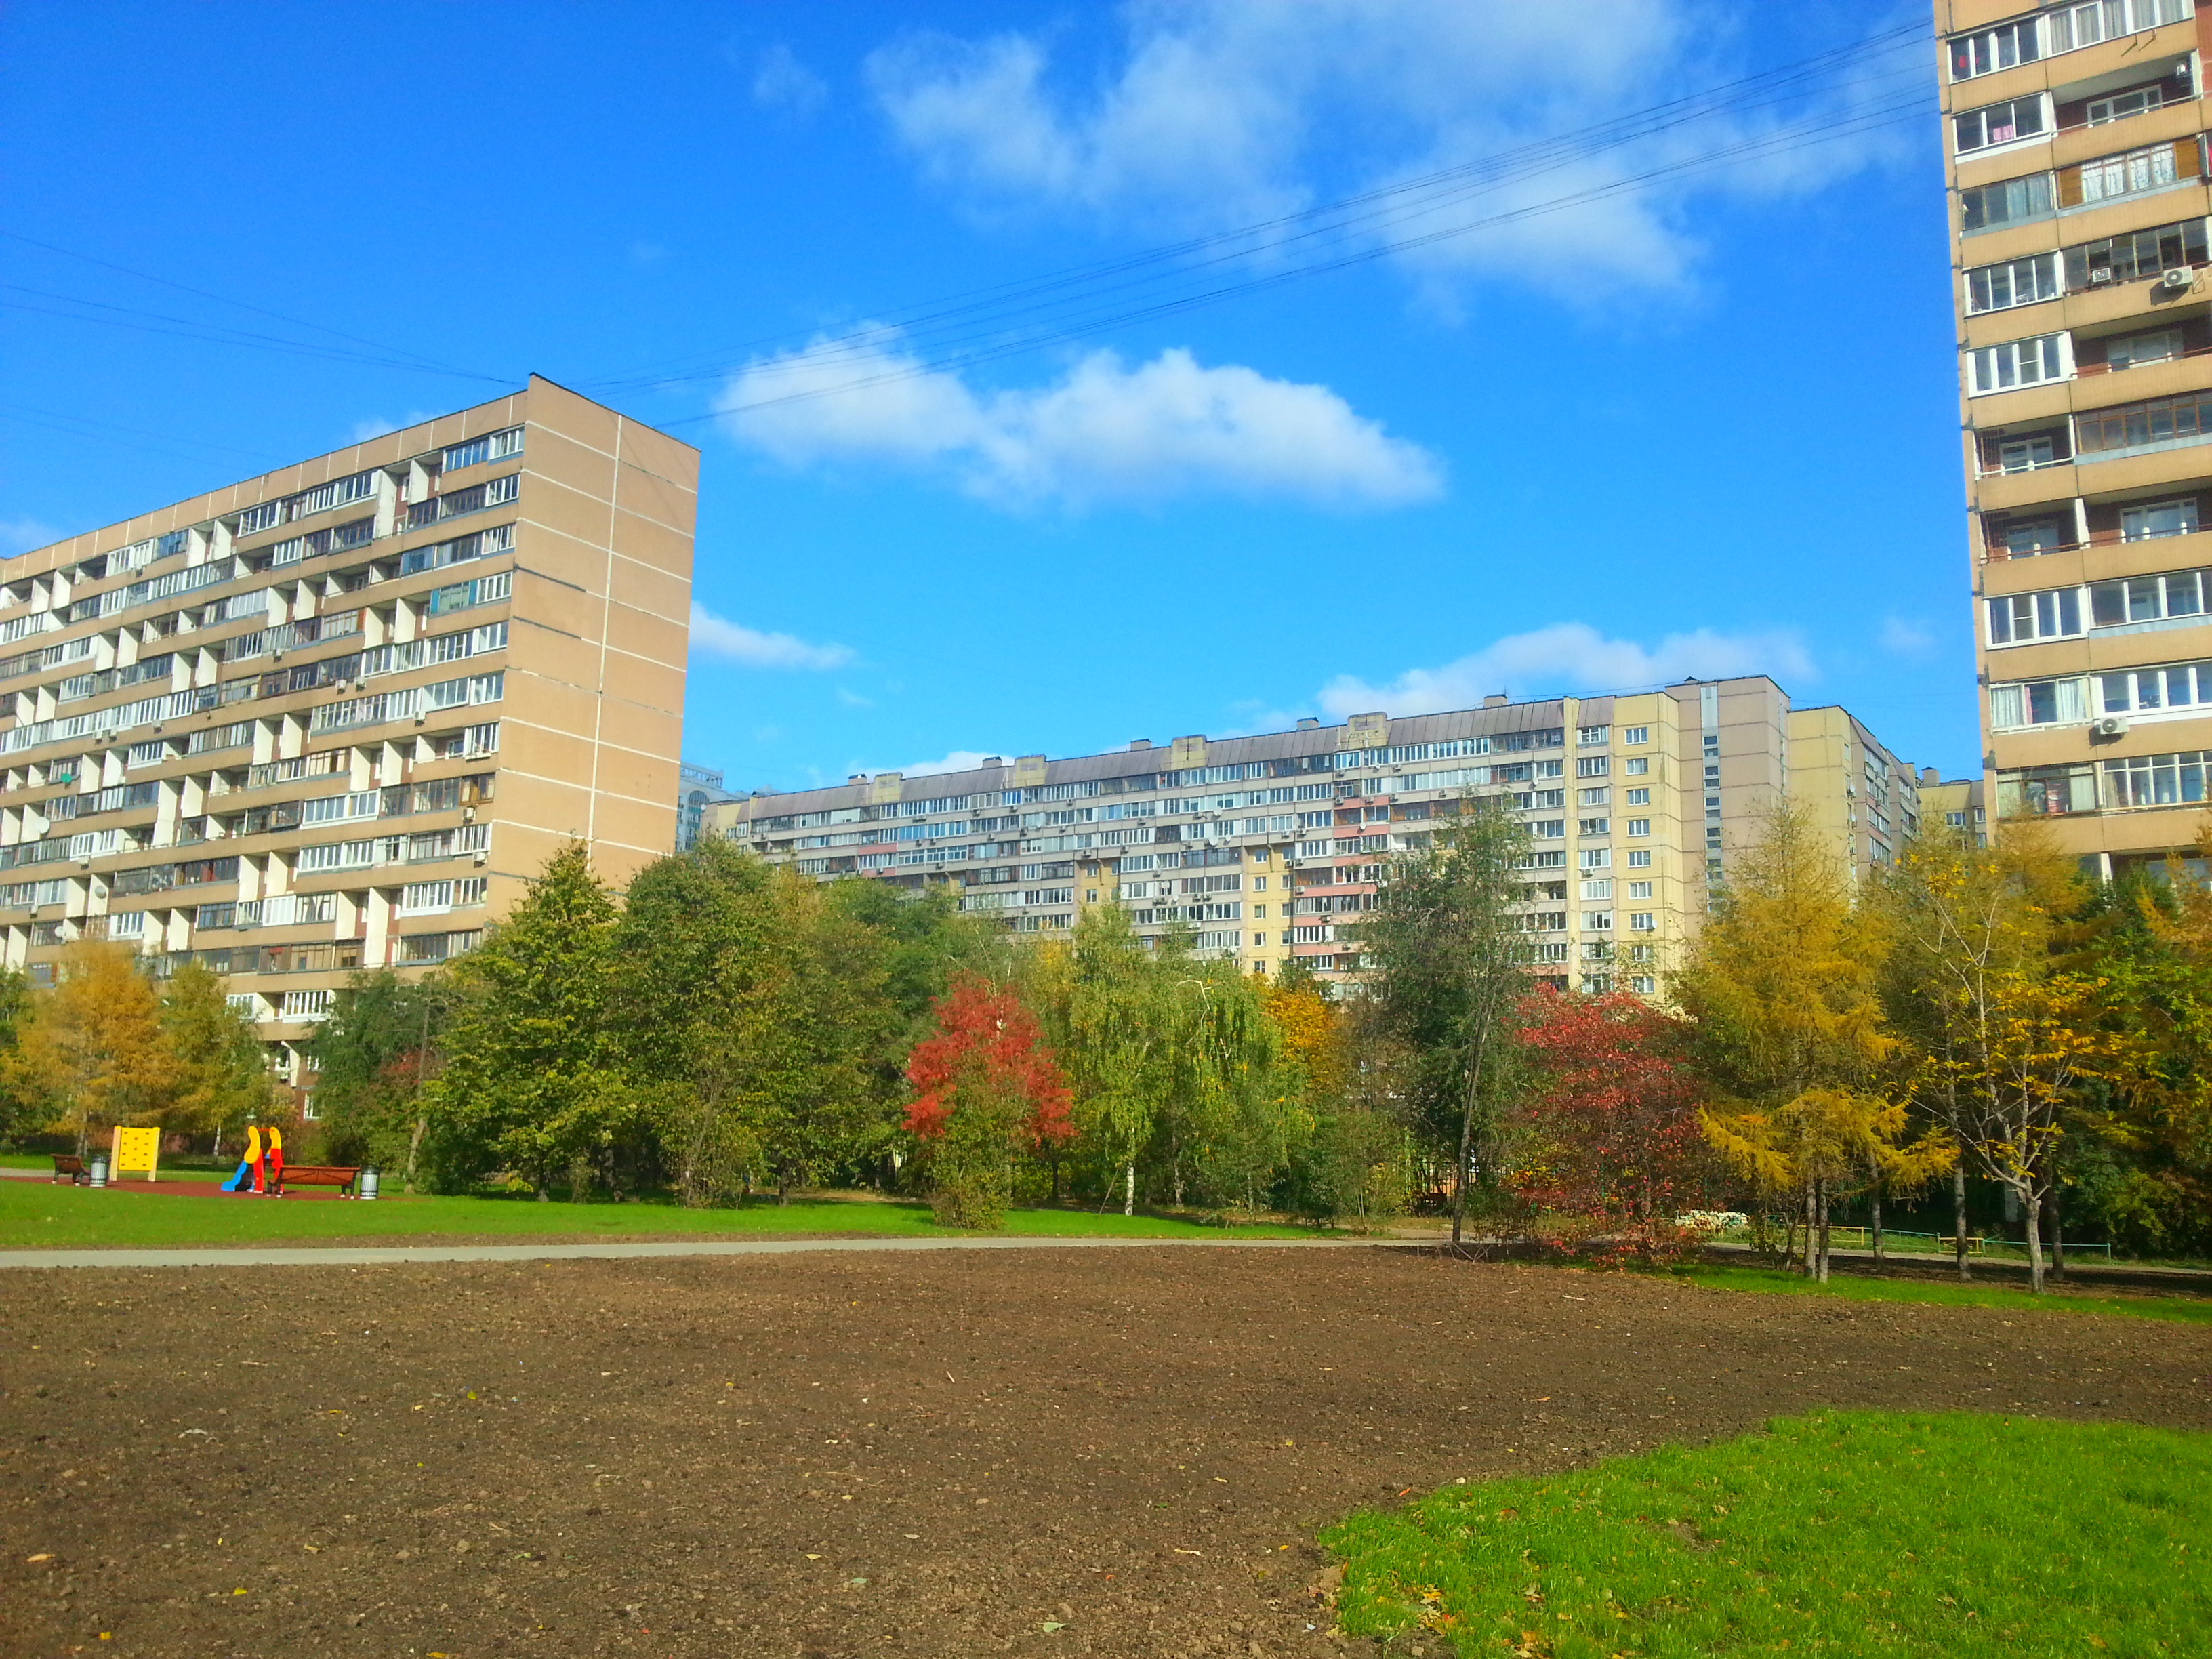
[1661,1262,2212,1326]
[1321,1409,2212,1658]
[0,1179,1317,1250]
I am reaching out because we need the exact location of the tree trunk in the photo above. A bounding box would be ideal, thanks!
[2047,1189,2066,1280]
[1816,1180,1832,1285]
[777,1174,790,1208]
[1801,1178,1817,1278]
[1952,1162,1971,1282]
[1123,1161,1135,1218]
[1451,1024,1489,1252]
[403,1114,428,1193]
[2020,1182,2045,1294]
[1870,1176,1885,1265]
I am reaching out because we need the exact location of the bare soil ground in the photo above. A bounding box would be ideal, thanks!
[7,1248,2209,1659]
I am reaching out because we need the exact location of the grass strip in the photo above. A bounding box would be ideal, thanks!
[0,1180,1310,1250]
[1322,1409,2212,1657]
[1667,1263,2212,1326]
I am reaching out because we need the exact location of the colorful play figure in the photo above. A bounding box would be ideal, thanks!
[263,1124,284,1195]
[222,1124,262,1193]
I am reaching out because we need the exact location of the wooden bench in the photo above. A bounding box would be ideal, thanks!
[272,1164,360,1197]
[51,1154,87,1185]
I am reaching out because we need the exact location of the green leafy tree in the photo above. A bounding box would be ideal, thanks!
[1353,799,1534,1247]
[3,942,176,1155]
[160,962,279,1146]
[306,969,451,1176]
[0,965,40,1145]
[426,842,626,1197]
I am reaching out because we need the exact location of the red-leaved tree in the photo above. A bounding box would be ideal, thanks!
[1508,987,1713,1264]
[903,977,1073,1227]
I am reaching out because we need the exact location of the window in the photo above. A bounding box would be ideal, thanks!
[2076,391,2212,455]
[2064,218,2208,289]
[2097,659,2212,714]
[1578,787,1610,806]
[1576,756,1609,777]
[2104,747,2212,808]
[2123,499,2199,541]
[2087,87,2163,127]
[1969,333,2070,394]
[2090,568,2206,624]
[1992,516,2068,557]
[1578,817,1610,836]
[1624,756,1650,776]
[2074,144,2179,207]
[1580,879,1611,900]
[1627,880,1653,900]
[1955,95,2046,155]
[1996,436,2055,472]
[1626,818,1651,837]
[1577,726,1609,746]
[441,426,523,472]
[1625,787,1650,806]
[1582,912,1613,932]
[1579,848,1611,870]
[2045,0,2196,56]
[1961,172,2053,233]
[1966,251,2063,314]
[1988,676,2089,729]
[1621,726,1647,746]
[2105,329,2184,371]
[1987,588,2084,644]
[1950,18,2040,81]
[1626,849,1652,869]
[1629,912,1656,932]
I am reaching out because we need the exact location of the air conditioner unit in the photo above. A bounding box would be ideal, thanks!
[2089,266,2113,284]
[2093,714,2129,737]
[2162,267,2194,292]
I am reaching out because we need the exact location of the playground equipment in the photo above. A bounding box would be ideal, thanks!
[220,1123,288,1195]
[109,1125,160,1183]
[221,1124,263,1193]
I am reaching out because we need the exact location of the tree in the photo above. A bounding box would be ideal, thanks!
[1354,799,1533,1248]
[903,976,1072,1227]
[1876,824,2125,1290]
[1677,802,1927,1280]
[160,962,279,1145]
[0,966,39,1145]
[1509,987,1712,1264]
[306,969,451,1177]
[426,842,626,1197]
[3,943,175,1155]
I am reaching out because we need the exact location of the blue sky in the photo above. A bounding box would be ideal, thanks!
[0,1,1969,789]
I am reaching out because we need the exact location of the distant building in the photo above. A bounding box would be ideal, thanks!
[1920,770,1990,847]
[676,761,739,852]
[0,375,697,1088]
[705,676,1924,995]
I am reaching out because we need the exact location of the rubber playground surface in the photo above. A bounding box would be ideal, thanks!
[7,1244,2209,1658]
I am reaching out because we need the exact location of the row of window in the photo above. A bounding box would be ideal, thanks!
[1981,391,2212,474]
[1965,220,2210,314]
[1990,656,2212,726]
[1986,557,2209,643]
[1949,0,2192,83]
[1961,139,2196,234]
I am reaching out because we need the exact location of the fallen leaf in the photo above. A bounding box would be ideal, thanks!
[1042,1620,1067,1633]
[26,1553,53,1563]
[1173,1549,1203,1557]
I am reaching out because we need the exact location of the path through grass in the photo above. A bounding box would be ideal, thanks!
[1669,1263,2212,1326]
[0,1180,1311,1250]
[1323,1409,2212,1657]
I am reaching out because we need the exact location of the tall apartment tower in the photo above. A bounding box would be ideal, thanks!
[1938,0,2211,872]
[1,375,695,1084]
[709,678,1919,992]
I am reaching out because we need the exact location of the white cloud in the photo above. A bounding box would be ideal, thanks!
[347,412,434,445]
[868,1,1909,295]
[836,687,874,708]
[1879,615,1938,657]
[718,333,1441,510]
[0,517,58,556]
[1319,622,1815,717]
[689,602,855,670]
[754,42,829,116]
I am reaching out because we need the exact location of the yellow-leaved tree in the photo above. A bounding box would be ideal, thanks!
[1677,802,1950,1281]
[4,941,177,1157]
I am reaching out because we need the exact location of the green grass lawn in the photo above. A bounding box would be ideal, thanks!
[1667,1263,2212,1327]
[0,1179,1313,1250]
[1322,1410,2212,1657]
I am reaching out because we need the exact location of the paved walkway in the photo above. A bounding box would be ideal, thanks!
[0,1235,1394,1270]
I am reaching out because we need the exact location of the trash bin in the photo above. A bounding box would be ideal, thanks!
[358,1167,380,1202]
[87,1155,109,1188]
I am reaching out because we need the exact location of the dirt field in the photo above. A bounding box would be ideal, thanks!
[7,1247,2209,1659]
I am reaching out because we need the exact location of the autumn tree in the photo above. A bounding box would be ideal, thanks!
[1677,803,1937,1279]
[903,976,1072,1227]
[1354,800,1533,1248]
[1509,987,1712,1263]
[160,962,279,1145]
[307,969,453,1179]
[4,942,176,1155]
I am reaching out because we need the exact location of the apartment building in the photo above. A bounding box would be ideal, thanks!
[676,760,741,853]
[1921,771,1992,844]
[707,677,1918,991]
[0,375,695,1086]
[1938,0,2212,873]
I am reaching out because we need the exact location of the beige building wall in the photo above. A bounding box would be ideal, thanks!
[0,375,696,1092]
[1934,1,2212,873]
